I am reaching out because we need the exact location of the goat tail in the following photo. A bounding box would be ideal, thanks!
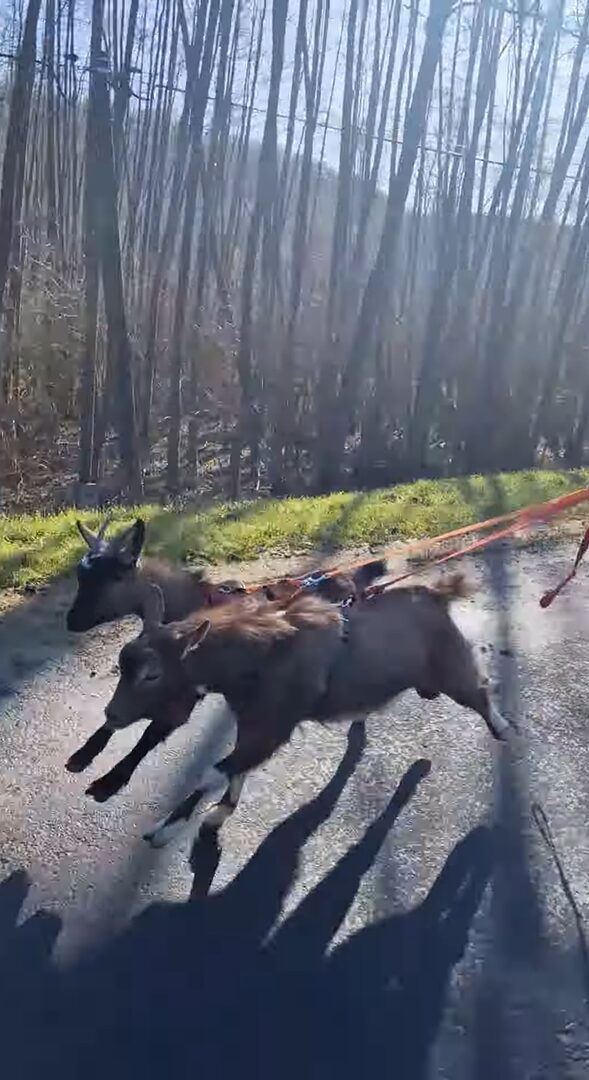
[431,572,474,603]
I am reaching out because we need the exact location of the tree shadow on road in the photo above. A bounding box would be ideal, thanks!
[474,543,582,1078]
[0,723,495,1080]
[0,579,78,695]
[0,573,133,708]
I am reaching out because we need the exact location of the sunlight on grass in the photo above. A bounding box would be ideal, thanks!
[0,468,587,589]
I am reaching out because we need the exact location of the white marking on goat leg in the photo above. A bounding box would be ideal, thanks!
[198,774,245,836]
[144,815,188,848]
[200,764,229,797]
[198,803,232,833]
[144,765,228,848]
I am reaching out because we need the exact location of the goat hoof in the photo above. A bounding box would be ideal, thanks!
[66,751,88,773]
[144,827,169,849]
[144,816,186,848]
[86,776,120,802]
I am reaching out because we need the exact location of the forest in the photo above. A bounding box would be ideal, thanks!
[0,0,587,511]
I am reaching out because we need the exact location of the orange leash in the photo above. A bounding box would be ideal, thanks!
[320,482,589,585]
[367,518,545,596]
[243,483,589,596]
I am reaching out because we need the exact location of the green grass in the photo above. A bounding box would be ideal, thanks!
[1,468,588,590]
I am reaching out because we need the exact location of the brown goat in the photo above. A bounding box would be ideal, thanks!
[65,517,246,782]
[66,551,386,798]
[103,574,510,847]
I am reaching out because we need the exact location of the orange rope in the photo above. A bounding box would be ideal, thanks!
[330,483,589,581]
[244,483,589,595]
[369,484,589,595]
[366,519,535,595]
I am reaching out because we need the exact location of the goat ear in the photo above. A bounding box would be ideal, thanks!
[180,619,210,660]
[116,518,146,566]
[141,583,165,629]
[76,520,98,549]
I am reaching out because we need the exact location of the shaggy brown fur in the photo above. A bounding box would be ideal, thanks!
[264,558,386,605]
[428,572,474,603]
[187,591,342,643]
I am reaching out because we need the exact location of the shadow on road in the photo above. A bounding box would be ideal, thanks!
[0,723,495,1080]
[476,543,580,1077]
[0,580,77,694]
[0,574,130,704]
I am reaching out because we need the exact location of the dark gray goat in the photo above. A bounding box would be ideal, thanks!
[102,574,510,848]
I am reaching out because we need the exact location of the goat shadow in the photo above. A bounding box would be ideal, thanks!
[0,722,494,1080]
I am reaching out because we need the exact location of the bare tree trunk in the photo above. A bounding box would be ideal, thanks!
[113,0,140,176]
[167,0,223,492]
[43,0,58,247]
[0,0,42,318]
[269,0,327,490]
[79,0,101,483]
[141,0,209,443]
[231,0,289,498]
[319,0,453,489]
[88,0,142,498]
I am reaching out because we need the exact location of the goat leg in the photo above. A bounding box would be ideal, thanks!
[66,724,114,773]
[144,778,222,847]
[145,722,293,848]
[198,774,246,838]
[185,776,246,897]
[86,721,171,802]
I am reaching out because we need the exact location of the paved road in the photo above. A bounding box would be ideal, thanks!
[1,543,589,1078]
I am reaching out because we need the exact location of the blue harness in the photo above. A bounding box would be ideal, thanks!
[298,571,354,639]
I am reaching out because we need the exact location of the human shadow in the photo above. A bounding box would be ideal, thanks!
[187,716,370,898]
[0,724,495,1080]
[254,811,494,1080]
[0,869,62,1048]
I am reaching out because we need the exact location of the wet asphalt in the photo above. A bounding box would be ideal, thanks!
[0,542,589,1078]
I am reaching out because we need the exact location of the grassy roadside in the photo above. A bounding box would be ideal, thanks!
[0,468,588,590]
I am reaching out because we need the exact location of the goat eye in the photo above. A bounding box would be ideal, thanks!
[143,670,160,683]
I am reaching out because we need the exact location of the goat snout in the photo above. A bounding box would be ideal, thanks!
[104,701,128,730]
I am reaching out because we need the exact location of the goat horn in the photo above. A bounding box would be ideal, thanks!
[76,520,98,549]
[96,515,113,541]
